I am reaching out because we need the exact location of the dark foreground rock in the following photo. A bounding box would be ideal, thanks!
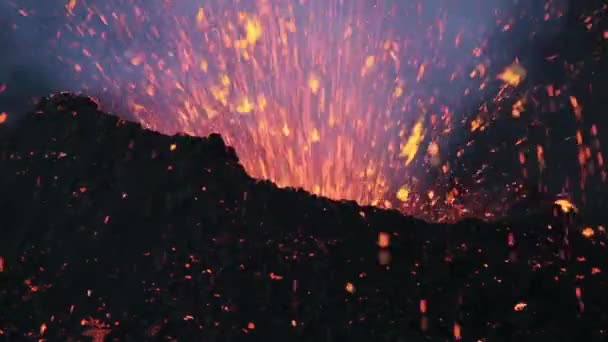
[1,93,607,341]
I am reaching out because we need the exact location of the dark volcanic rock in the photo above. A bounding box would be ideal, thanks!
[1,93,607,341]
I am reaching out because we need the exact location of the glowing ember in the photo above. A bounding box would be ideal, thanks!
[498,62,527,87]
[581,227,595,238]
[453,322,462,340]
[514,302,528,311]
[419,299,428,314]
[555,199,578,213]
[377,232,390,248]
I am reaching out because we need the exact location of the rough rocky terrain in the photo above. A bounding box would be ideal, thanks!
[1,94,607,341]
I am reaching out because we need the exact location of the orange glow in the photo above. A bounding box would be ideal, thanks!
[419,299,427,313]
[453,322,462,340]
[345,282,356,294]
[554,199,578,213]
[378,232,390,248]
[514,302,527,311]
[581,227,595,238]
[0,112,7,125]
[498,62,527,87]
[269,272,284,280]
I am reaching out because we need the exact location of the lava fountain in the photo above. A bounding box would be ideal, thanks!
[3,0,603,222]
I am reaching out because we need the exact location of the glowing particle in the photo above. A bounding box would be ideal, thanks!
[40,323,47,336]
[0,256,4,272]
[247,322,255,330]
[282,123,290,137]
[196,8,206,25]
[508,232,515,247]
[514,302,527,311]
[308,74,320,94]
[65,0,77,14]
[236,97,255,113]
[291,320,297,327]
[581,227,595,238]
[345,282,355,294]
[512,99,525,118]
[170,144,177,151]
[269,272,284,280]
[130,55,144,66]
[470,117,483,131]
[498,62,526,86]
[400,119,425,165]
[378,232,390,248]
[220,74,231,86]
[257,95,267,111]
[453,322,462,340]
[0,112,7,125]
[310,128,320,143]
[570,96,583,120]
[365,55,375,68]
[416,64,426,82]
[396,187,409,201]
[393,86,403,98]
[245,17,263,45]
[419,299,427,313]
[554,199,578,213]
[427,142,440,156]
[199,59,208,72]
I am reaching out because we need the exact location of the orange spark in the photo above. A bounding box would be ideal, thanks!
[378,232,390,248]
[581,227,595,238]
[498,62,526,87]
[554,199,578,213]
[400,119,425,165]
[419,299,427,314]
[453,322,462,340]
[514,302,527,311]
[345,282,356,294]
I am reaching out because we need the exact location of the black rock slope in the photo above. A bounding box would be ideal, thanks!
[1,93,607,341]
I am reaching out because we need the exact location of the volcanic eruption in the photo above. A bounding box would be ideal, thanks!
[0,0,606,221]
